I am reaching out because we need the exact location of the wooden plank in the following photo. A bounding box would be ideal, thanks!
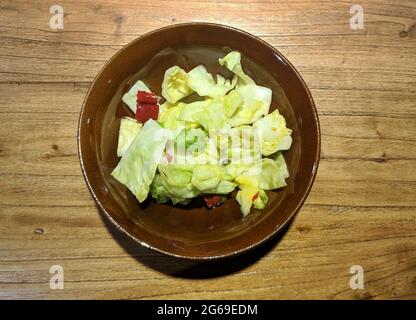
[3,33,415,72]
[0,0,415,300]
[307,180,416,207]
[0,205,414,299]
[0,1,414,84]
[320,115,416,159]
[0,1,414,44]
[0,83,89,113]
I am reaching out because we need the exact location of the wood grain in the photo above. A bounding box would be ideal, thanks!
[0,0,415,299]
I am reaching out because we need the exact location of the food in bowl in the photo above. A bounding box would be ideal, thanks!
[79,23,320,259]
[111,51,293,216]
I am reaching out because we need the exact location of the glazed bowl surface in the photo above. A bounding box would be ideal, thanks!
[78,23,320,259]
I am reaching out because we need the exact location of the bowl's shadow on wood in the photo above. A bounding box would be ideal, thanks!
[96,204,288,279]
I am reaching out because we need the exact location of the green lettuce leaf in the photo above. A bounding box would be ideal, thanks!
[204,180,237,194]
[158,103,184,129]
[223,162,250,180]
[150,173,194,205]
[149,174,170,204]
[111,119,168,202]
[158,101,170,121]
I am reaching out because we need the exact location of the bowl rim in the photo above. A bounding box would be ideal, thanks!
[78,22,321,260]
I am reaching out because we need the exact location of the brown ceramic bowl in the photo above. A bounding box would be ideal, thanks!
[78,23,320,259]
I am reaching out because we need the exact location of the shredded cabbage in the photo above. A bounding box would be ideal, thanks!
[191,165,236,193]
[111,119,168,202]
[158,102,200,130]
[234,163,262,216]
[219,51,255,86]
[234,153,289,215]
[153,164,200,204]
[113,50,293,216]
[227,84,272,127]
[187,65,237,98]
[259,153,290,190]
[116,117,142,157]
[253,109,292,156]
[150,163,237,204]
[161,66,193,104]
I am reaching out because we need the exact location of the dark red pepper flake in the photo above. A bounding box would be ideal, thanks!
[135,103,159,123]
[203,195,227,209]
[137,91,159,104]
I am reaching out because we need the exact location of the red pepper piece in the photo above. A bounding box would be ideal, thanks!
[203,195,226,209]
[137,91,159,104]
[135,103,159,123]
[252,192,259,201]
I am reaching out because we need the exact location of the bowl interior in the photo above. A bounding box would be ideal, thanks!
[79,23,320,259]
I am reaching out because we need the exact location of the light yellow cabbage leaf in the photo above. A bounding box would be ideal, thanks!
[227,84,272,127]
[191,165,236,194]
[116,117,142,157]
[218,51,255,86]
[111,119,168,203]
[234,163,263,216]
[153,164,200,204]
[224,90,243,117]
[161,66,193,104]
[170,136,219,166]
[158,101,200,130]
[187,65,237,98]
[234,152,289,215]
[253,109,292,156]
[259,153,289,190]
[122,80,151,113]
[213,125,262,165]
[179,98,231,131]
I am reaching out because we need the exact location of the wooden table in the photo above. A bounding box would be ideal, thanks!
[0,0,415,300]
